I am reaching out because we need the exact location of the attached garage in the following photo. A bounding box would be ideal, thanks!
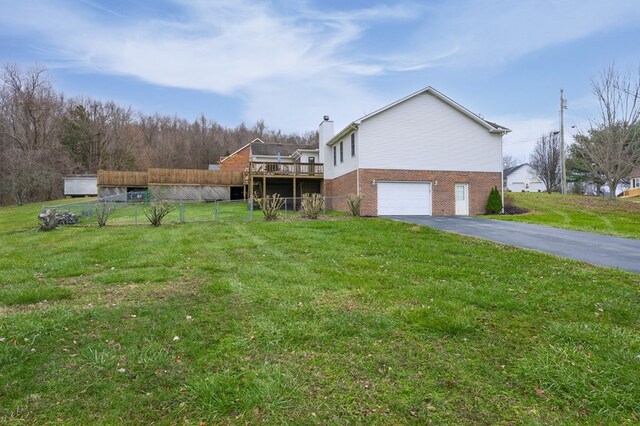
[377,181,432,215]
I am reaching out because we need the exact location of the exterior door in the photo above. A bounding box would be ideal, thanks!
[455,183,469,216]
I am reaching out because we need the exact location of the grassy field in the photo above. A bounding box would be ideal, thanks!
[494,192,640,239]
[1,201,639,424]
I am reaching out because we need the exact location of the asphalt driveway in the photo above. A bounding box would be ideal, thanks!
[385,216,640,274]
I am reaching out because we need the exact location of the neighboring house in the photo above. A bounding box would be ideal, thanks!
[631,165,640,190]
[620,165,640,198]
[220,138,321,201]
[503,164,546,192]
[319,87,510,216]
[64,175,98,197]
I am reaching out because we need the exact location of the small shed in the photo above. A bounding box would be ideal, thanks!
[64,175,98,197]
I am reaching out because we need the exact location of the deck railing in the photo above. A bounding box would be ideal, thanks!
[620,187,640,198]
[249,162,324,177]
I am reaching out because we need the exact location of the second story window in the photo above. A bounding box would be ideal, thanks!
[333,146,337,166]
[351,133,355,157]
[340,141,344,163]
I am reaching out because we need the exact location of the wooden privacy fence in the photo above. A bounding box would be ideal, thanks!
[98,170,148,187]
[98,168,244,187]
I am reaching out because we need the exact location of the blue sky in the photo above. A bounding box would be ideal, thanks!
[1,0,640,160]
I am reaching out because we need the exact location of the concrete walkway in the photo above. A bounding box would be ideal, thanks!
[385,216,640,274]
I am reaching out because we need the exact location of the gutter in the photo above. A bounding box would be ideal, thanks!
[327,123,358,147]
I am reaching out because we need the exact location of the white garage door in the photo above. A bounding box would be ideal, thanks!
[377,182,432,215]
[511,182,525,192]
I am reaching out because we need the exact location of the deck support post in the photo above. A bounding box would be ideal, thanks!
[293,175,297,211]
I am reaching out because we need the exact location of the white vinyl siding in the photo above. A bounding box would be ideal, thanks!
[358,92,502,172]
[377,182,432,215]
[326,132,359,179]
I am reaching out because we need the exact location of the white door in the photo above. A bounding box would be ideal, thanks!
[455,183,469,216]
[377,182,432,215]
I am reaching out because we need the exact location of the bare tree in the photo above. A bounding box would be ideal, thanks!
[573,64,640,198]
[503,154,518,169]
[529,132,561,194]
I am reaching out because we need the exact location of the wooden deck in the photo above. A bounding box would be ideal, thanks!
[248,162,323,178]
[620,187,640,198]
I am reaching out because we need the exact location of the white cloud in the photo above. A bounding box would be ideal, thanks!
[413,0,640,67]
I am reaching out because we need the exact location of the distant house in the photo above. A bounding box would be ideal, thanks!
[631,165,640,190]
[64,175,98,197]
[503,164,546,192]
[319,86,510,216]
[620,165,640,198]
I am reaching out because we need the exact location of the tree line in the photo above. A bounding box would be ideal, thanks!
[521,64,640,198]
[0,64,317,205]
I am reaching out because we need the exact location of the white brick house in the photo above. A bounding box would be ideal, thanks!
[320,87,510,216]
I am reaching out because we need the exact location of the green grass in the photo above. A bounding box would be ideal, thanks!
[493,192,640,239]
[1,200,639,424]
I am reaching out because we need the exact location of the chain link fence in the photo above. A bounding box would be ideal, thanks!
[44,195,354,227]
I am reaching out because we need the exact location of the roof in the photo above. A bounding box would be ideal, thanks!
[631,165,640,178]
[504,163,529,177]
[327,86,511,146]
[251,142,317,157]
[63,174,97,179]
[219,138,265,163]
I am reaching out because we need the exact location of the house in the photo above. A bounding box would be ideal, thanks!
[503,164,546,192]
[64,174,98,197]
[620,165,640,198]
[319,87,510,216]
[220,138,321,203]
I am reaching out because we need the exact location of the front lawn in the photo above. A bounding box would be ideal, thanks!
[1,201,639,424]
[494,192,640,239]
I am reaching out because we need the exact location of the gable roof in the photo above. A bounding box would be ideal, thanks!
[504,163,529,177]
[327,86,511,146]
[219,138,265,163]
[631,165,640,178]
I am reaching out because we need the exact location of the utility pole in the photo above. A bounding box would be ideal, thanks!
[560,89,567,194]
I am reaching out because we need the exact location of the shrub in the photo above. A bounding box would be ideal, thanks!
[485,186,502,214]
[571,182,584,195]
[95,202,114,227]
[254,192,285,221]
[38,209,57,231]
[503,193,529,215]
[145,201,175,226]
[347,194,363,216]
[300,193,324,219]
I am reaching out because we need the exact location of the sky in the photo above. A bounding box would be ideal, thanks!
[1,0,639,162]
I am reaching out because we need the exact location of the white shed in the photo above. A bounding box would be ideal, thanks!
[64,175,98,197]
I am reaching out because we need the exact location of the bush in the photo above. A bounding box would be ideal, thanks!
[145,201,175,226]
[300,193,324,219]
[347,194,363,216]
[254,192,285,221]
[485,186,502,214]
[95,202,114,227]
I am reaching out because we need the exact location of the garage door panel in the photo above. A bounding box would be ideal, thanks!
[377,182,432,215]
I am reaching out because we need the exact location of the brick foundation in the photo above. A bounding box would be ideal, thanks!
[325,168,501,216]
[323,170,357,212]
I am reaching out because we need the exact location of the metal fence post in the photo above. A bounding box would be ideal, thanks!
[134,204,138,225]
[248,198,253,221]
[179,200,185,223]
[215,201,219,220]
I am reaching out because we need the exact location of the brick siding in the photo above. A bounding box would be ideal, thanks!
[219,145,250,171]
[326,168,500,216]
[323,170,357,212]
